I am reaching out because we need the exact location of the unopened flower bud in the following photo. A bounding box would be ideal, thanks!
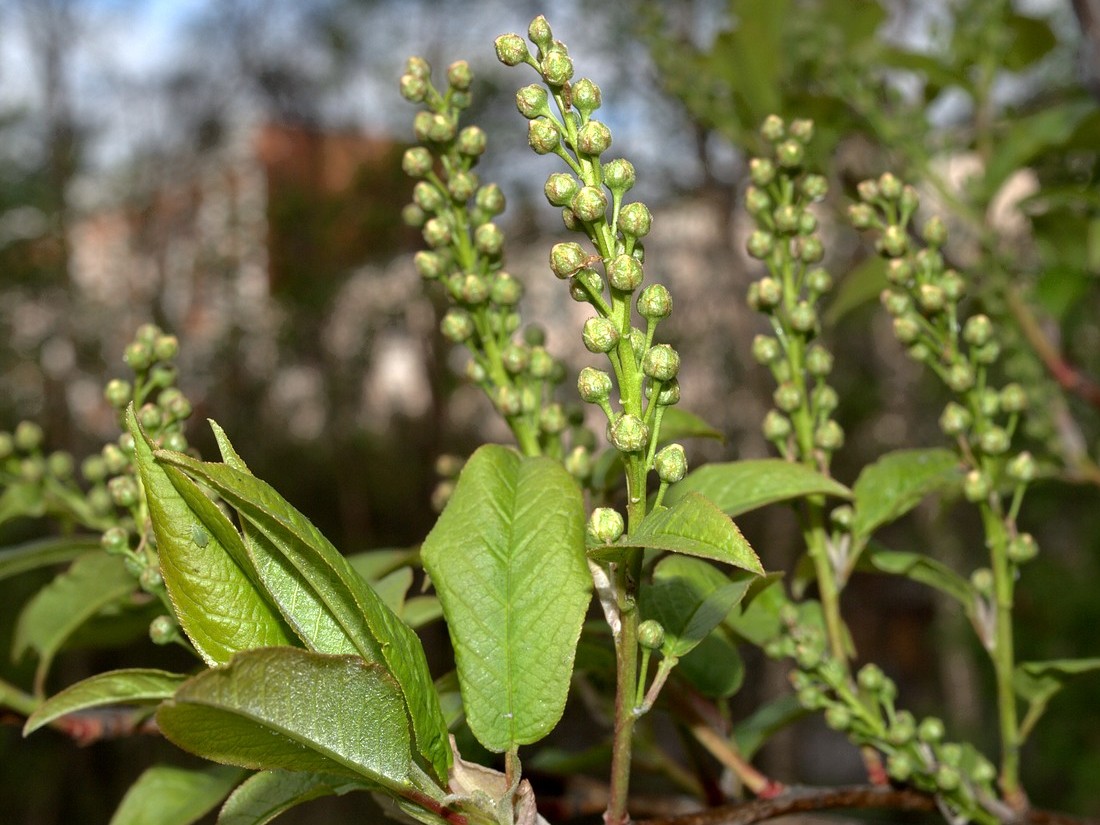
[752,334,781,365]
[881,289,910,316]
[831,505,854,530]
[848,203,875,229]
[490,272,523,306]
[544,172,580,206]
[550,242,587,278]
[773,204,800,234]
[923,215,947,246]
[456,126,487,158]
[528,118,560,154]
[643,344,680,381]
[619,202,652,238]
[610,413,649,453]
[414,251,446,280]
[528,15,553,49]
[14,420,44,452]
[441,309,474,342]
[459,273,489,304]
[746,230,774,259]
[805,344,833,377]
[422,216,452,248]
[963,469,990,502]
[979,426,1010,456]
[607,254,643,291]
[475,184,505,216]
[587,507,625,544]
[648,378,680,406]
[572,77,602,114]
[82,455,108,483]
[495,386,523,416]
[140,565,164,594]
[577,120,612,156]
[582,318,619,353]
[571,186,608,222]
[495,33,529,66]
[946,363,975,392]
[502,343,530,375]
[745,186,771,216]
[427,113,456,143]
[399,73,427,103]
[789,301,817,333]
[918,283,946,314]
[638,284,672,319]
[541,50,574,86]
[100,526,129,555]
[899,184,920,214]
[565,445,592,479]
[801,173,828,201]
[414,181,445,213]
[570,267,604,303]
[603,158,635,193]
[814,420,844,451]
[1007,533,1038,563]
[878,224,908,257]
[774,382,803,413]
[109,475,139,508]
[760,114,785,142]
[763,410,792,441]
[941,269,965,300]
[939,402,972,436]
[638,619,666,650]
[474,223,504,257]
[749,158,775,187]
[446,60,472,91]
[654,443,687,484]
[149,615,177,646]
[1000,383,1028,413]
[516,84,550,119]
[974,340,1001,365]
[775,139,804,168]
[798,211,818,236]
[124,341,153,372]
[539,403,567,434]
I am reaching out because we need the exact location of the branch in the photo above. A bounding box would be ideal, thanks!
[3,708,159,746]
[634,785,1100,825]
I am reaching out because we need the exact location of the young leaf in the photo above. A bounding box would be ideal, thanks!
[217,770,368,825]
[867,548,972,609]
[24,668,188,735]
[420,444,590,753]
[157,647,417,796]
[640,555,754,658]
[665,460,851,518]
[850,448,961,545]
[1014,658,1100,740]
[109,764,245,825]
[0,535,100,582]
[12,552,135,691]
[628,493,763,574]
[128,408,293,665]
[157,445,452,783]
[678,631,745,698]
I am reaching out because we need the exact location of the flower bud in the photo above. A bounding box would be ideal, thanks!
[102,443,128,474]
[14,421,43,452]
[502,342,530,375]
[789,301,817,333]
[759,114,785,142]
[399,73,427,103]
[814,420,844,451]
[448,171,478,203]
[610,413,649,453]
[788,118,814,143]
[1007,533,1038,563]
[526,346,553,379]
[582,318,619,353]
[109,475,139,508]
[654,443,687,484]
[978,388,1000,417]
[979,426,1010,456]
[831,505,855,530]
[963,469,990,502]
[587,507,625,544]
[528,118,561,154]
[459,273,489,304]
[545,173,579,206]
[899,184,920,214]
[528,15,553,49]
[848,203,875,229]
[516,84,550,119]
[935,765,960,792]
[101,526,129,555]
[881,289,910,316]
[446,59,472,91]
[746,230,774,259]
[892,315,920,345]
[577,120,612,155]
[427,113,457,143]
[495,386,523,416]
[572,186,608,222]
[774,382,803,413]
[922,215,947,247]
[475,183,506,216]
[456,125,487,157]
[805,344,833,377]
[162,432,187,452]
[570,267,604,303]
[752,334,781,365]
[491,272,523,306]
[648,378,680,406]
[939,402,971,437]
[749,157,776,187]
[794,235,824,263]
[550,242,587,278]
[565,445,592,479]
[824,705,852,731]
[149,615,177,645]
[414,181,445,213]
[422,216,452,249]
[124,341,153,372]
[643,344,680,382]
[402,204,427,227]
[973,340,1001,365]
[572,77,602,114]
[773,204,800,234]
[745,186,771,216]
[638,619,666,650]
[607,254,643,292]
[603,158,635,193]
[441,309,475,343]
[638,283,672,319]
[619,202,652,238]
[887,754,914,782]
[495,33,529,66]
[1000,383,1028,413]
[946,363,975,392]
[801,173,828,201]
[917,283,946,314]
[888,710,916,745]
[814,384,839,412]
[762,410,792,441]
[539,403,567,435]
[941,269,965,300]
[82,455,108,483]
[1007,451,1036,484]
[775,139,804,168]
[140,565,164,594]
[137,403,162,432]
[541,50,574,85]
[414,250,446,280]
[474,223,504,257]
[877,224,908,257]
[918,716,945,744]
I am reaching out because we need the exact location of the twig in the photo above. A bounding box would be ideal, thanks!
[3,708,160,746]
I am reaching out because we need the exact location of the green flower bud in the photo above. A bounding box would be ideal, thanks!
[475,183,506,216]
[889,710,916,745]
[801,173,828,201]
[876,172,901,200]
[528,118,561,154]
[978,388,1001,417]
[935,765,960,792]
[102,443,128,474]
[887,753,914,782]
[501,342,530,375]
[824,705,852,731]
[149,615,177,645]
[426,113,456,143]
[550,242,587,278]
[525,346,552,380]
[441,309,475,343]
[751,334,781,365]
[814,420,844,451]
[124,341,154,372]
[979,426,1010,456]
[81,455,108,484]
[749,158,776,187]
[474,223,504,257]
[465,359,487,384]
[494,386,523,416]
[561,207,581,231]
[793,235,824,264]
[775,139,804,168]
[528,15,553,49]
[541,50,573,86]
[878,224,908,257]
[19,455,44,482]
[637,619,666,650]
[848,203,875,229]
[892,315,921,345]
[404,56,430,79]
[456,125,487,157]
[413,111,434,143]
[87,486,112,515]
[587,506,625,544]
[831,505,854,530]
[153,334,179,363]
[856,178,880,203]
[14,420,44,452]
[773,204,800,234]
[101,526,130,555]
[448,170,479,202]
[516,84,550,119]
[571,186,608,222]
[607,254,643,292]
[814,384,839,412]
[582,318,619,353]
[446,60,472,91]
[413,181,444,213]
[789,301,817,333]
[746,230,774,259]
[577,120,612,156]
[572,77,602,114]
[654,443,687,484]
[1007,533,1038,563]
[643,344,680,382]
[565,445,593,479]
[539,403,567,434]
[495,33,529,66]
[414,250,446,279]
[637,284,672,319]
[603,158,635,193]
[460,273,490,305]
[759,114,785,142]
[974,340,1001,365]
[922,215,947,247]
[918,716,946,744]
[774,382,803,413]
[648,378,680,406]
[491,272,523,306]
[914,247,943,275]
[939,402,972,437]
[788,118,814,143]
[963,469,990,502]
[1000,383,1028,413]
[619,202,652,238]
[399,73,427,102]
[545,173,579,207]
[796,684,826,708]
[1007,451,1036,483]
[162,432,187,452]
[899,184,920,214]
[139,565,164,594]
[138,403,162,431]
[745,186,771,216]
[971,567,994,594]
[805,344,833,377]
[971,758,997,785]
[763,409,792,441]
[886,258,912,286]
[941,269,965,300]
[798,211,818,236]
[422,216,452,249]
[610,413,649,453]
[402,204,427,227]
[108,475,139,508]
[881,289,911,316]
[946,363,975,392]
[570,267,604,303]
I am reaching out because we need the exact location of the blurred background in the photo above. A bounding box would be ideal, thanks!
[2,0,1100,821]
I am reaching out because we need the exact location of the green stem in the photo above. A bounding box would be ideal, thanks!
[0,677,39,717]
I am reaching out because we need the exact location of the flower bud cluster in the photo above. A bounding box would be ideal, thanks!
[745,117,842,463]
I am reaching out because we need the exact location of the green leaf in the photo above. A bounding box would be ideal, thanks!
[129,408,293,665]
[403,596,444,629]
[12,552,135,690]
[346,548,421,583]
[628,493,763,574]
[733,693,808,759]
[0,481,46,526]
[157,647,415,795]
[217,770,367,825]
[24,668,188,735]
[420,444,590,753]
[725,577,789,646]
[109,764,245,825]
[867,548,972,608]
[372,567,414,615]
[655,408,724,442]
[1014,658,1100,705]
[825,255,886,324]
[666,460,851,518]
[851,449,962,544]
[0,535,100,582]
[157,442,452,783]
[1001,13,1057,71]
[640,556,753,658]
[678,630,744,698]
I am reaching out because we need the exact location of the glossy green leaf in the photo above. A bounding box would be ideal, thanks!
[347,548,421,582]
[109,764,245,825]
[217,770,367,825]
[12,552,135,690]
[679,630,745,699]
[1014,658,1100,705]
[157,444,451,782]
[372,567,413,615]
[0,535,99,582]
[628,493,763,574]
[666,460,851,518]
[129,408,293,665]
[157,647,415,794]
[403,596,444,629]
[421,444,590,753]
[640,556,753,658]
[868,549,972,608]
[851,449,962,544]
[24,668,188,735]
[726,577,789,646]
